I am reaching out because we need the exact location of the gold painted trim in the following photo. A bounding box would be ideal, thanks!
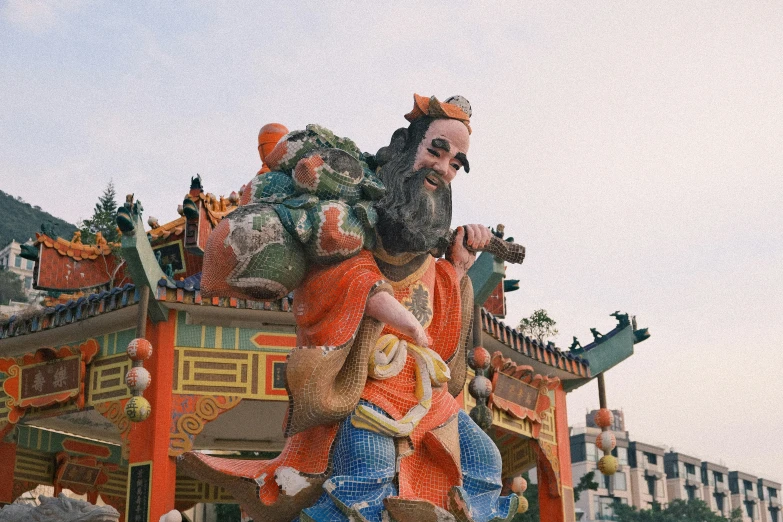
[388,256,433,290]
[168,396,242,457]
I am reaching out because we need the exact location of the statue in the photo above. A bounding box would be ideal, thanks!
[0,493,120,522]
[180,95,521,522]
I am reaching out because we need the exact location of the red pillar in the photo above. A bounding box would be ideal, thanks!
[127,309,177,521]
[539,383,576,522]
[0,441,16,504]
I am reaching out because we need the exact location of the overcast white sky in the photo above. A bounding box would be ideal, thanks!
[2,2,781,482]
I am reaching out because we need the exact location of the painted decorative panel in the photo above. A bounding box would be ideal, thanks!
[176,476,235,503]
[173,347,288,401]
[174,311,295,352]
[14,447,55,485]
[87,355,132,405]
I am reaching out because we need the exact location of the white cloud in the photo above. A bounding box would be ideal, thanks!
[1,0,90,33]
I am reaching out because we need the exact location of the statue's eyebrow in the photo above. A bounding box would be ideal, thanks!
[455,152,470,173]
[431,138,450,152]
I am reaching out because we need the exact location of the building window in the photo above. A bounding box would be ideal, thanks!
[715,472,724,485]
[14,255,21,268]
[26,259,33,270]
[715,494,724,514]
[745,481,754,492]
[771,508,778,522]
[646,477,656,497]
[602,473,626,492]
[769,488,778,498]
[594,496,620,521]
[616,447,628,466]
[614,472,627,491]
[586,442,598,462]
[646,453,657,466]
[685,463,696,476]
[24,276,32,289]
[745,501,754,520]
[687,486,695,501]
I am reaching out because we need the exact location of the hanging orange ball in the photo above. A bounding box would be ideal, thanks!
[127,338,153,361]
[511,476,528,494]
[594,408,614,429]
[596,431,617,453]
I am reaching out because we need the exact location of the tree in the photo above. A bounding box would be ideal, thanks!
[80,181,120,244]
[77,181,127,288]
[0,268,27,305]
[518,309,559,344]
[214,503,242,521]
[573,471,599,502]
[613,498,743,522]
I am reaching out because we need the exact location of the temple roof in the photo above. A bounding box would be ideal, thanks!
[35,232,115,261]
[147,216,185,241]
[0,276,293,340]
[481,309,591,378]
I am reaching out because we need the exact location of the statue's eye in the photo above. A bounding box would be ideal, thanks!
[451,163,461,171]
[427,148,440,157]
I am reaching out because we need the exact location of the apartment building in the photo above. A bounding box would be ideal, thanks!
[0,239,44,313]
[701,460,731,517]
[628,441,668,509]
[665,452,705,503]
[731,471,762,522]
[758,479,781,522]
[571,410,670,521]
[0,239,36,294]
[571,423,632,521]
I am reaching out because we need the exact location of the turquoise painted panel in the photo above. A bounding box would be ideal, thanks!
[176,310,203,347]
[222,327,237,350]
[203,326,216,348]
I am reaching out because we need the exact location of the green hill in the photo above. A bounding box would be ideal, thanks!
[0,190,78,247]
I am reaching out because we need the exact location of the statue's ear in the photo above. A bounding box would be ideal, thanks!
[375,127,409,167]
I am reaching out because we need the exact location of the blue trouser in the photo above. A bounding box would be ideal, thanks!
[297,402,516,522]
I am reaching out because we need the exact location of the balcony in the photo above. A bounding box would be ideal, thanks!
[769,497,781,510]
[685,477,701,488]
[745,490,757,502]
[644,463,663,480]
[713,483,729,496]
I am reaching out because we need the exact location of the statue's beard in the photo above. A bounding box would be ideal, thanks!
[375,159,452,256]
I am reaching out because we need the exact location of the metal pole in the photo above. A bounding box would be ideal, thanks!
[136,285,150,339]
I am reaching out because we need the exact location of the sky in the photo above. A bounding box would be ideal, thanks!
[1,1,781,482]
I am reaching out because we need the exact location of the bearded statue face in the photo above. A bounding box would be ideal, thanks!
[374,118,470,256]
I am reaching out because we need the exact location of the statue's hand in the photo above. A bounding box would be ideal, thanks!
[447,225,492,279]
[366,291,429,347]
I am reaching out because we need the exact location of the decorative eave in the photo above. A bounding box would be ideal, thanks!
[155,273,292,314]
[562,312,650,392]
[35,232,116,261]
[147,216,185,241]
[0,284,140,341]
[196,192,238,227]
[0,277,294,342]
[480,309,591,379]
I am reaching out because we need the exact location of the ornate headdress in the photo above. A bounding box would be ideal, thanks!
[404,94,472,134]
